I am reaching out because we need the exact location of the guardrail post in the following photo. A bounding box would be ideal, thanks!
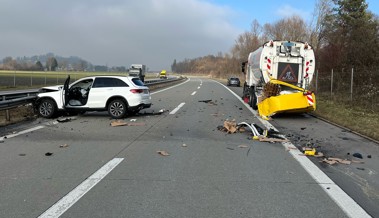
[5,109,10,121]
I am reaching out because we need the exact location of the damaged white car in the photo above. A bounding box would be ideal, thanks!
[36,75,152,119]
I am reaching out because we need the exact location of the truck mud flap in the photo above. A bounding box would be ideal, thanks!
[257,92,316,118]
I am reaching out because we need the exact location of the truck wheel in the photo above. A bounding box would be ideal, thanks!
[249,88,258,110]
[108,99,127,119]
[38,99,57,118]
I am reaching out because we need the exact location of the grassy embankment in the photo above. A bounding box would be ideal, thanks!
[312,95,379,142]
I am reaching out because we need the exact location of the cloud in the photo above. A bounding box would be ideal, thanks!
[0,0,240,70]
[276,4,311,21]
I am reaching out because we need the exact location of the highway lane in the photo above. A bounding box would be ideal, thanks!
[0,78,367,217]
[228,83,379,217]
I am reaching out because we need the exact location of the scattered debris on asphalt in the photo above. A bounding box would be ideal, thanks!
[321,157,366,165]
[182,144,187,147]
[357,167,365,171]
[303,148,317,156]
[157,150,170,156]
[137,109,168,116]
[45,152,53,156]
[226,147,235,150]
[19,153,26,156]
[199,99,217,105]
[217,120,289,143]
[238,144,249,148]
[223,120,237,133]
[353,152,363,159]
[130,119,137,122]
[199,99,212,103]
[367,155,372,158]
[57,117,73,123]
[59,144,69,148]
[110,120,146,127]
[111,120,127,127]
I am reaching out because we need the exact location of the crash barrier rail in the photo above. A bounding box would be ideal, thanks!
[0,77,183,119]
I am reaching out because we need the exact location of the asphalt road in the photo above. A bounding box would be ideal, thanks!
[0,78,376,217]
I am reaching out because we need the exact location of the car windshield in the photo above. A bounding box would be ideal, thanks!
[131,78,145,86]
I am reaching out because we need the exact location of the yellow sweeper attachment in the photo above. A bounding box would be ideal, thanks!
[257,79,316,118]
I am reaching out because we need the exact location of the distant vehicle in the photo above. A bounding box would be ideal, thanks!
[227,77,241,87]
[129,64,146,82]
[159,70,167,79]
[36,75,152,119]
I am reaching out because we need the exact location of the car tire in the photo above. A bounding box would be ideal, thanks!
[108,99,127,119]
[38,98,57,118]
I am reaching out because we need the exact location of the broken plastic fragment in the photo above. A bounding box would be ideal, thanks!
[157,150,170,156]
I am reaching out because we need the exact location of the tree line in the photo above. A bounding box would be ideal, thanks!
[172,0,379,78]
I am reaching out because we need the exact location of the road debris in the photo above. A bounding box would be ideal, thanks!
[224,120,237,133]
[59,144,69,148]
[57,117,73,123]
[157,150,170,156]
[45,152,53,156]
[258,136,289,143]
[367,155,372,158]
[322,157,355,165]
[353,153,363,159]
[199,99,217,105]
[217,120,288,143]
[238,144,249,148]
[198,99,212,103]
[182,144,187,147]
[111,120,127,127]
[303,148,317,156]
[357,167,365,171]
[138,109,168,116]
[110,120,146,127]
[19,153,26,156]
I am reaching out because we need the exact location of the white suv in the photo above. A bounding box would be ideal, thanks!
[36,75,152,119]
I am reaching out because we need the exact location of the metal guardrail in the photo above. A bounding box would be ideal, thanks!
[0,77,182,111]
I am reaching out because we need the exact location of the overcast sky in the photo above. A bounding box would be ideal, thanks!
[1,0,378,71]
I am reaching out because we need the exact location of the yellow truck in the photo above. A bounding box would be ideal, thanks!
[241,40,316,118]
[159,70,167,79]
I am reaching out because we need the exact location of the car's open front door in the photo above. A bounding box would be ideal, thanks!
[63,75,70,108]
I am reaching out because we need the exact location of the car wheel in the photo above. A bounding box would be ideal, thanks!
[108,99,127,119]
[38,99,57,118]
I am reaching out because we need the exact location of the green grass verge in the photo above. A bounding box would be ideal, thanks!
[312,96,379,141]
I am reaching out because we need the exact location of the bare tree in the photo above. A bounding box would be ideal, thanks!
[263,15,308,41]
[308,0,333,51]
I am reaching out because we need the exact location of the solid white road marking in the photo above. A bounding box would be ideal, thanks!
[191,91,197,96]
[169,102,185,115]
[151,78,190,95]
[0,125,44,141]
[220,81,371,218]
[38,158,124,218]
